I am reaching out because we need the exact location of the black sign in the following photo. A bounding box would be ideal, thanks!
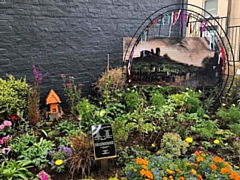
[92,123,116,160]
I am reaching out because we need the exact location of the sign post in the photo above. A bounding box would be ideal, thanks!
[92,123,117,171]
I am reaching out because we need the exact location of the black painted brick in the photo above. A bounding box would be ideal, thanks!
[0,0,185,107]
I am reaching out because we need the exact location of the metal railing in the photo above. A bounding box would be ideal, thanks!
[228,25,240,61]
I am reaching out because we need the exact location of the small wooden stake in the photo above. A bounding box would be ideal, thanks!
[107,54,110,72]
[100,159,109,171]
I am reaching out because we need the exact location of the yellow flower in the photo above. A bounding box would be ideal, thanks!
[163,177,168,180]
[185,137,193,143]
[166,168,175,175]
[55,159,63,166]
[214,139,220,144]
[232,104,236,107]
[151,143,155,147]
[222,103,226,106]
[186,88,189,91]
[133,169,137,172]
[191,169,197,174]
[142,165,147,169]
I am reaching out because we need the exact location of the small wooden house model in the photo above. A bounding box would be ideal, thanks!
[46,89,61,114]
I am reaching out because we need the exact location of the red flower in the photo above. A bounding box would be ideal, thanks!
[66,83,72,87]
[11,115,19,121]
[182,104,188,109]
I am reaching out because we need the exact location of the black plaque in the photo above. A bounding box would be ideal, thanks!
[92,123,116,160]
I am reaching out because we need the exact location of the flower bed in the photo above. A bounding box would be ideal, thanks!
[0,70,240,180]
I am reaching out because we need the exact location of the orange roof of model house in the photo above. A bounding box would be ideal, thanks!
[46,89,61,105]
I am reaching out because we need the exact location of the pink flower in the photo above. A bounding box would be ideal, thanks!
[2,146,11,154]
[39,171,49,180]
[0,124,4,131]
[66,83,72,87]
[3,120,12,127]
[0,139,3,145]
[2,135,12,141]
[61,74,65,78]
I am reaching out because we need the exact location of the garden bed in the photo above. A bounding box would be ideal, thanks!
[1,72,240,180]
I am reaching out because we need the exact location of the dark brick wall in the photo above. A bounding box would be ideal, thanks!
[0,0,184,106]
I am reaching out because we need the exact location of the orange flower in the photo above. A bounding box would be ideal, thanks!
[163,177,168,180]
[221,167,229,175]
[136,158,144,164]
[211,164,217,171]
[169,176,174,180]
[229,171,239,179]
[213,156,223,163]
[140,169,146,176]
[225,162,231,168]
[145,170,153,179]
[176,169,181,173]
[142,165,147,169]
[196,156,203,162]
[142,159,148,166]
[194,164,198,168]
[197,174,203,180]
[179,177,185,180]
[235,176,240,180]
[194,151,200,156]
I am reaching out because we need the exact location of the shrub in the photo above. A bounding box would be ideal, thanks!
[0,74,28,118]
[67,134,96,178]
[157,132,189,159]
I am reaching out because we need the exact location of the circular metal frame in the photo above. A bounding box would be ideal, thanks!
[124,3,235,102]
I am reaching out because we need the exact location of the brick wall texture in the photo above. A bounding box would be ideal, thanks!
[0,0,183,106]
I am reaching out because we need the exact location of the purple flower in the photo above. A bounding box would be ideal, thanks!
[2,146,11,154]
[63,146,72,157]
[0,124,4,131]
[38,73,43,81]
[236,137,239,141]
[3,120,12,127]
[59,146,72,157]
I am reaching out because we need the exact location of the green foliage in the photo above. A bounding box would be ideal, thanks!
[217,105,240,126]
[229,124,240,137]
[0,74,28,118]
[157,133,189,159]
[18,138,54,168]
[0,160,33,180]
[76,99,96,123]
[192,120,218,140]
[149,91,166,107]
[112,114,133,145]
[62,75,83,115]
[10,133,38,155]
[123,89,144,112]
[57,120,83,136]
[118,146,151,166]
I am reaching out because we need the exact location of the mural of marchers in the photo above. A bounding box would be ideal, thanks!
[123,37,224,88]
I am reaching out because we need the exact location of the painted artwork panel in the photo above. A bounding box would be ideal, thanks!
[123,37,224,88]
